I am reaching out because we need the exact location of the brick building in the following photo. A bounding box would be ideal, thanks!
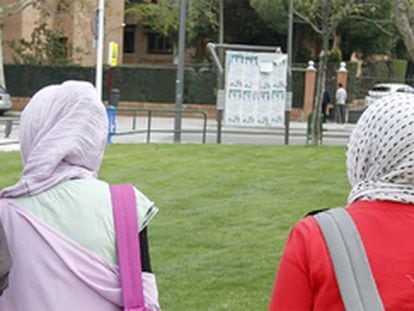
[2,0,188,67]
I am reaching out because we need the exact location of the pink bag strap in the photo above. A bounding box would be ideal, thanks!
[110,184,147,311]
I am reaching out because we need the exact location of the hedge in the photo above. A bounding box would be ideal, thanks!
[4,64,218,104]
[6,61,406,109]
[4,63,306,107]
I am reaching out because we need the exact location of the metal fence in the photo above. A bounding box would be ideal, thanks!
[107,107,208,144]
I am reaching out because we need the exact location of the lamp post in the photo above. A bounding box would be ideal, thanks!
[174,0,187,142]
[219,0,224,59]
[95,0,105,101]
[285,0,293,145]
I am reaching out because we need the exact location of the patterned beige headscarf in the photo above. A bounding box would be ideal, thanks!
[347,93,414,204]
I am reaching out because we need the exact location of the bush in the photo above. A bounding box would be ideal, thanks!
[5,64,216,104]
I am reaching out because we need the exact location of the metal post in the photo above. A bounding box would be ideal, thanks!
[285,0,293,145]
[217,70,224,144]
[95,0,105,101]
[218,0,224,61]
[147,110,152,143]
[216,0,224,144]
[174,0,187,143]
[132,111,137,130]
[107,66,113,102]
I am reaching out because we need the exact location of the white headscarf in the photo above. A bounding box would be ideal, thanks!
[347,92,414,204]
[0,80,108,198]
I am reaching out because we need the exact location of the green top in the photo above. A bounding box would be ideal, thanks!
[13,179,158,265]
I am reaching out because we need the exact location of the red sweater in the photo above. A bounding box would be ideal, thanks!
[269,201,414,310]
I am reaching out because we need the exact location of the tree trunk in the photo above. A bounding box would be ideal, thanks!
[311,47,328,145]
[0,27,5,88]
[310,0,332,146]
[395,0,414,61]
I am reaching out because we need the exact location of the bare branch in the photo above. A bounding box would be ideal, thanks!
[0,0,38,20]
[347,15,394,36]
[293,9,323,35]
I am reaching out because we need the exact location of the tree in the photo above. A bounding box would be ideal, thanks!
[395,0,414,62]
[337,2,396,60]
[224,0,284,47]
[126,0,219,62]
[249,0,320,62]
[0,1,44,87]
[8,23,83,66]
[296,1,394,145]
[251,0,392,145]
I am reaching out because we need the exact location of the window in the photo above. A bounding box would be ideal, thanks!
[146,32,173,55]
[56,0,70,14]
[57,37,69,59]
[123,26,135,53]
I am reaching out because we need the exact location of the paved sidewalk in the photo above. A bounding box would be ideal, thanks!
[0,112,356,151]
[110,115,355,145]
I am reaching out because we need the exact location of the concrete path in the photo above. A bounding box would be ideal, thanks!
[0,112,355,152]
[109,114,355,145]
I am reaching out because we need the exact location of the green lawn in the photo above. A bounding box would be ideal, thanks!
[0,144,350,310]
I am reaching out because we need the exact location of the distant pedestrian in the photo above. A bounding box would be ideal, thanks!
[322,90,331,122]
[335,83,347,123]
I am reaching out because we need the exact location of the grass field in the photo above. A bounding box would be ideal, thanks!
[0,144,350,310]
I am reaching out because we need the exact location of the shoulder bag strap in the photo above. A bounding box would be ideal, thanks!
[110,184,147,311]
[314,208,384,311]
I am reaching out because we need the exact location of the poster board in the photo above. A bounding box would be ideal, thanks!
[224,50,287,127]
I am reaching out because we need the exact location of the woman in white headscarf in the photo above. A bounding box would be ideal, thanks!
[0,81,160,310]
[269,92,414,310]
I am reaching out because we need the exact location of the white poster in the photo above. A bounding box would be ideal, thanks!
[224,50,287,128]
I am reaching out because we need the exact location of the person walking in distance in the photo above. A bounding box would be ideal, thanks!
[335,83,347,123]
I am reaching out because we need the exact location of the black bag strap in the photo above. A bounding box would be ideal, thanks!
[314,208,384,311]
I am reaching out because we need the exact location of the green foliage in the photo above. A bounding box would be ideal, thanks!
[250,0,396,58]
[4,64,217,104]
[224,0,284,47]
[127,0,179,39]
[249,0,288,33]
[4,62,308,106]
[392,59,408,83]
[329,47,343,61]
[126,0,219,58]
[7,23,83,66]
[337,0,397,58]
[296,46,313,63]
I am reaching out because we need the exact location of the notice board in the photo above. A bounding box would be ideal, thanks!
[224,50,287,127]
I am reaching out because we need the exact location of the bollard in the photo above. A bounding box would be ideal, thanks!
[110,88,120,107]
[106,105,117,144]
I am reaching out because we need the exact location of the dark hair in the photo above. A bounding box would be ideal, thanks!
[338,83,343,88]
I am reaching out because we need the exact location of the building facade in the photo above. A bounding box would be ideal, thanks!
[2,0,189,67]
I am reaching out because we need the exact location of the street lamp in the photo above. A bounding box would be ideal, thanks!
[95,0,105,102]
[174,0,188,143]
[285,0,293,145]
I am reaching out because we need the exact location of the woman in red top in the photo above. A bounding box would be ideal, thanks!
[269,93,414,310]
